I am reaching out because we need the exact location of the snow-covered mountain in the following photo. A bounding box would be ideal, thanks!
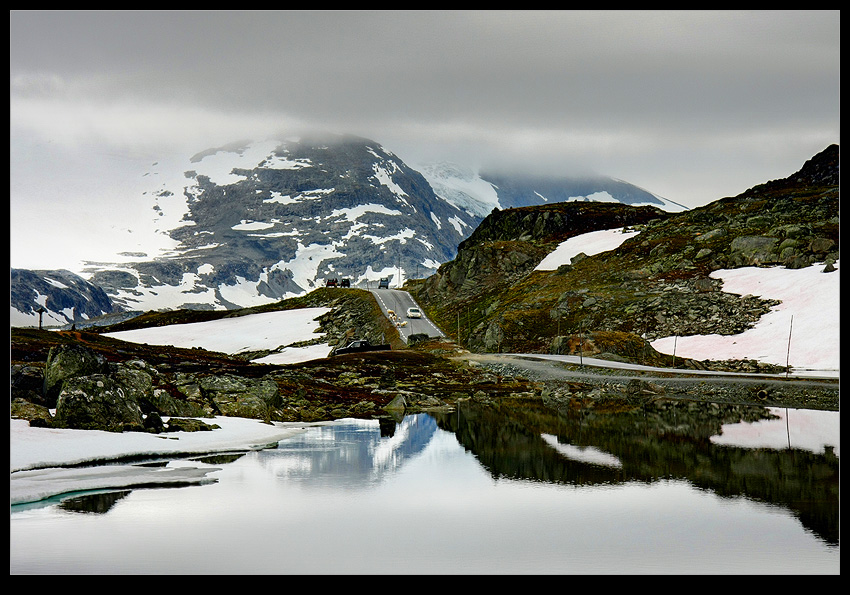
[77,133,481,312]
[10,269,117,328]
[11,132,685,318]
[416,161,688,217]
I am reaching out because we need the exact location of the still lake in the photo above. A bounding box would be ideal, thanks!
[10,401,839,575]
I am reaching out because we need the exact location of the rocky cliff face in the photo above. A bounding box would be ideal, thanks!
[409,145,839,355]
[408,201,670,345]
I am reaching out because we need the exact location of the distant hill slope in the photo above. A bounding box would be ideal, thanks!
[408,144,839,359]
[10,269,117,328]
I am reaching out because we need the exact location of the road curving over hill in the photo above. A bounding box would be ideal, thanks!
[369,289,446,344]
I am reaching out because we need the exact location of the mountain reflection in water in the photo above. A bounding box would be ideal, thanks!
[256,400,837,548]
[258,414,439,488]
[426,400,839,547]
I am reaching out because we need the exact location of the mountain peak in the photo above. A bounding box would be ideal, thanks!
[795,144,839,186]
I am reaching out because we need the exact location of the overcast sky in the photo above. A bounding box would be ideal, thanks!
[9,10,840,270]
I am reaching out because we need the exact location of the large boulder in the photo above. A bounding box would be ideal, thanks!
[11,364,46,406]
[199,374,281,420]
[146,387,211,418]
[43,343,111,407]
[728,235,779,267]
[53,374,145,432]
[10,398,54,426]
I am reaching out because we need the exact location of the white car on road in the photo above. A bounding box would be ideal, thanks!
[406,307,422,319]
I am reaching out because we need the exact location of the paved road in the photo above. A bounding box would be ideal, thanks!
[369,289,445,344]
[479,353,840,382]
[365,292,839,381]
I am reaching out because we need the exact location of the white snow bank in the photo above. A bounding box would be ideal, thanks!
[103,308,330,359]
[535,227,641,271]
[252,342,332,364]
[9,417,312,473]
[10,417,319,504]
[652,261,839,372]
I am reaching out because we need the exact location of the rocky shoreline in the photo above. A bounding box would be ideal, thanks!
[11,327,838,440]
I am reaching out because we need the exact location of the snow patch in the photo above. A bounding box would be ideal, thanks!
[232,220,276,231]
[43,277,69,290]
[329,203,403,221]
[263,192,299,205]
[217,276,280,308]
[363,228,416,246]
[535,227,641,271]
[447,216,468,235]
[372,162,410,206]
[651,261,840,373]
[269,242,346,293]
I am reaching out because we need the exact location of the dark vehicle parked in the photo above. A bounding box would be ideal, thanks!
[340,278,350,288]
[330,339,391,356]
[378,278,390,289]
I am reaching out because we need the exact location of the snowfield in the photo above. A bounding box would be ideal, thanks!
[535,227,641,270]
[102,307,331,362]
[651,261,840,373]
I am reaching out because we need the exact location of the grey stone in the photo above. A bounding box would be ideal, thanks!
[54,374,145,432]
[43,344,111,406]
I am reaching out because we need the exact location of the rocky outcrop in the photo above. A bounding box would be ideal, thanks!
[43,343,111,407]
[410,202,669,342]
[410,145,839,355]
[199,374,280,420]
[14,336,536,432]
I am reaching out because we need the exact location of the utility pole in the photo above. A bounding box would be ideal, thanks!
[786,314,793,378]
[579,320,583,367]
[672,335,678,368]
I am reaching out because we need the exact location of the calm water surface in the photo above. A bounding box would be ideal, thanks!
[10,401,839,574]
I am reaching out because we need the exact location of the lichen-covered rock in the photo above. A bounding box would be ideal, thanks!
[11,364,46,405]
[111,363,155,406]
[43,344,111,406]
[199,374,280,420]
[164,417,221,432]
[145,387,211,418]
[11,398,54,426]
[53,374,145,432]
[729,235,779,266]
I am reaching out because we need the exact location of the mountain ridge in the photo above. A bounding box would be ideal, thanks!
[11,132,677,323]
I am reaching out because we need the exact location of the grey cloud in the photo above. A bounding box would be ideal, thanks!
[9,10,840,209]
